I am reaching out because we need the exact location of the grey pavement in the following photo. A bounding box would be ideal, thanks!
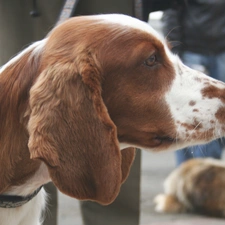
[57,150,225,225]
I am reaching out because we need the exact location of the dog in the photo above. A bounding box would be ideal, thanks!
[1,14,225,225]
[154,158,225,217]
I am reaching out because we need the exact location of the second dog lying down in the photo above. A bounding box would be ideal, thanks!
[154,158,225,217]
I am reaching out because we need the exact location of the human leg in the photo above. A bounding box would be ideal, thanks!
[176,140,222,166]
[213,51,225,82]
[175,148,194,166]
[182,51,208,73]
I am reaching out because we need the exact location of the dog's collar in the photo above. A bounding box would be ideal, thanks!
[0,186,43,208]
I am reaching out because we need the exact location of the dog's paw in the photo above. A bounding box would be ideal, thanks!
[153,194,168,213]
[154,193,185,213]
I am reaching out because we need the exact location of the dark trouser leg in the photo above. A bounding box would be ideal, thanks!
[176,140,223,166]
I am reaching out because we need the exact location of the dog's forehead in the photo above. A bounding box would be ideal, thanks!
[93,14,164,41]
[92,14,176,62]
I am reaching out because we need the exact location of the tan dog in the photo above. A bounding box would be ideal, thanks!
[154,158,225,217]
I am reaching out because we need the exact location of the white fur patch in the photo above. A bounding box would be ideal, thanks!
[165,59,225,147]
[1,163,50,225]
[0,189,46,225]
[154,194,168,212]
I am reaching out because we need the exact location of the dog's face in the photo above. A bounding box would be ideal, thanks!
[16,14,224,204]
[79,15,225,151]
[103,46,225,151]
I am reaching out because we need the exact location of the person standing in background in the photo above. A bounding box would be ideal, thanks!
[162,0,225,165]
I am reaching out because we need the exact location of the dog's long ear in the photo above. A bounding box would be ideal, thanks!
[121,147,136,183]
[27,59,135,205]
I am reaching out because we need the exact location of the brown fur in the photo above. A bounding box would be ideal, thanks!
[0,50,41,193]
[155,158,225,217]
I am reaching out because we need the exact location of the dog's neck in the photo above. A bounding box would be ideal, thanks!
[0,124,50,195]
[0,103,50,196]
[5,163,50,196]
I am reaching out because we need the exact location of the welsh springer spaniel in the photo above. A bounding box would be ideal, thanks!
[1,14,225,225]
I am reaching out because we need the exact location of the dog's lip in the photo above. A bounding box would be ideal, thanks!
[154,135,177,144]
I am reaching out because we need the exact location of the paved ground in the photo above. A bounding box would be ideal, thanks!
[57,150,225,225]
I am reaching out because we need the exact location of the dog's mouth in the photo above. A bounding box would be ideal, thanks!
[118,132,178,150]
[154,135,177,147]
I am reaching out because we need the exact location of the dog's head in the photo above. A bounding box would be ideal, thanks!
[3,14,225,204]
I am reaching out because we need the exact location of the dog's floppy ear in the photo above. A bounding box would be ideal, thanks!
[121,147,136,183]
[28,60,134,205]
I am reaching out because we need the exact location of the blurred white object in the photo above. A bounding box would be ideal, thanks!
[149,11,163,20]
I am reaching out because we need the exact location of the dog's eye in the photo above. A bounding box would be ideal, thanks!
[144,54,157,67]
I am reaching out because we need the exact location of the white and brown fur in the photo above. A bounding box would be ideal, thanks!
[1,14,225,225]
[154,158,225,217]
